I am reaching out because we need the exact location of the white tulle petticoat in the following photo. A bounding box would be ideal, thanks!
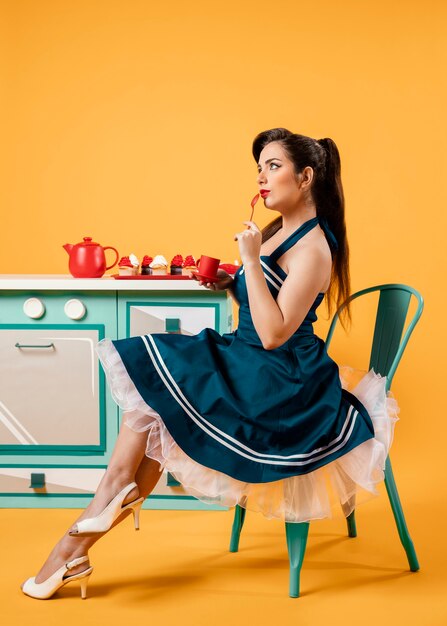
[96,338,400,524]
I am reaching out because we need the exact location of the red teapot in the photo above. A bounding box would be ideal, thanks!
[63,237,119,278]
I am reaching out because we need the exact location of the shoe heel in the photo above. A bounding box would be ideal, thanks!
[79,572,92,599]
[131,501,143,530]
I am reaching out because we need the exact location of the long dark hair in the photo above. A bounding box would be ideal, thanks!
[252,127,352,331]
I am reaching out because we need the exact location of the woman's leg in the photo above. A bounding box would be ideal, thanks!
[67,421,149,533]
[31,417,163,584]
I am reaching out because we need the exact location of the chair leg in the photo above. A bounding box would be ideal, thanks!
[285,521,310,598]
[346,510,357,537]
[384,456,420,571]
[341,494,358,537]
[229,504,247,552]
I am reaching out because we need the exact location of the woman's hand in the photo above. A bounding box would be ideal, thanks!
[234,221,262,265]
[189,268,234,291]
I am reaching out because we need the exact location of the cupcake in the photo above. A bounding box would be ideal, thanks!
[149,254,168,275]
[141,255,153,275]
[170,254,184,275]
[118,254,139,276]
[182,254,197,276]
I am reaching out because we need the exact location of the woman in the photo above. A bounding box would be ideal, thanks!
[21,128,399,599]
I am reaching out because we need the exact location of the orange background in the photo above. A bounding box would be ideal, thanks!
[1,1,446,620]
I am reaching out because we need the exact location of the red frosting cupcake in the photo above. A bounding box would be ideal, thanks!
[170,254,184,275]
[118,256,138,276]
[182,254,197,276]
[141,255,153,275]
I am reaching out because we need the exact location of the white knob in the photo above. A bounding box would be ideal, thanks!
[64,299,86,320]
[23,297,45,319]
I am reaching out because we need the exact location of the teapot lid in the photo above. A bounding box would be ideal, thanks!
[81,237,99,246]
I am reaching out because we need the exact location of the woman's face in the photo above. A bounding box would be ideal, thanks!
[256,141,312,212]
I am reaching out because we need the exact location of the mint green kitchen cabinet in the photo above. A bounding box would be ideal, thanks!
[0,275,233,512]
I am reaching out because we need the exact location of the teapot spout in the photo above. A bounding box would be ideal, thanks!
[63,243,73,255]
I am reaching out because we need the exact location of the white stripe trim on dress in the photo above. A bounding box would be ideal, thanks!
[242,267,281,291]
[260,259,285,285]
[263,272,281,291]
[144,333,357,460]
[139,334,360,467]
[240,259,283,291]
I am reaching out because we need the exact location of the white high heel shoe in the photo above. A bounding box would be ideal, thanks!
[21,555,93,600]
[68,481,144,536]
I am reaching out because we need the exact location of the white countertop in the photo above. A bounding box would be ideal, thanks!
[0,274,208,291]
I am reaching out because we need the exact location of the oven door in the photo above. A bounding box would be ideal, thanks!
[0,326,106,454]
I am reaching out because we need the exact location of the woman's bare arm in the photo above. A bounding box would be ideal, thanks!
[244,246,330,349]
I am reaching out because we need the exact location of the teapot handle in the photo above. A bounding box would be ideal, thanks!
[104,246,119,270]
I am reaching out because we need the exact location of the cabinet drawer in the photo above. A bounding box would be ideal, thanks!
[0,465,191,499]
[129,303,217,336]
[118,295,221,338]
[0,466,105,495]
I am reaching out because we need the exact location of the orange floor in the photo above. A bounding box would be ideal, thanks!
[2,473,445,626]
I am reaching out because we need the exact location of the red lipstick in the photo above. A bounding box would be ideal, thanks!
[260,190,270,198]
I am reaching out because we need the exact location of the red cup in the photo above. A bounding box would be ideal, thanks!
[197,255,220,278]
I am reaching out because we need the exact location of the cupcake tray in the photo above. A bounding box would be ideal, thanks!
[110,263,239,280]
[111,274,192,280]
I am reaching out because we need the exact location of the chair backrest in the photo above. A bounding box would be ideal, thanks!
[325,284,424,392]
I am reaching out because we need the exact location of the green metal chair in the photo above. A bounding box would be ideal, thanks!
[229,283,423,597]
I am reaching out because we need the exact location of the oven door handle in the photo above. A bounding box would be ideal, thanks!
[15,342,55,349]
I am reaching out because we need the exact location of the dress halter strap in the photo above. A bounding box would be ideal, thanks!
[269,217,319,263]
[318,217,339,253]
[269,216,338,263]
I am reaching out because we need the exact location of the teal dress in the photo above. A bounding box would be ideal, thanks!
[96,216,399,522]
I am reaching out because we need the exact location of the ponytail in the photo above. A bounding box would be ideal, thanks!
[253,129,352,331]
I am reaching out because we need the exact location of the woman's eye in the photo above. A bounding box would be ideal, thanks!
[257,163,280,174]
